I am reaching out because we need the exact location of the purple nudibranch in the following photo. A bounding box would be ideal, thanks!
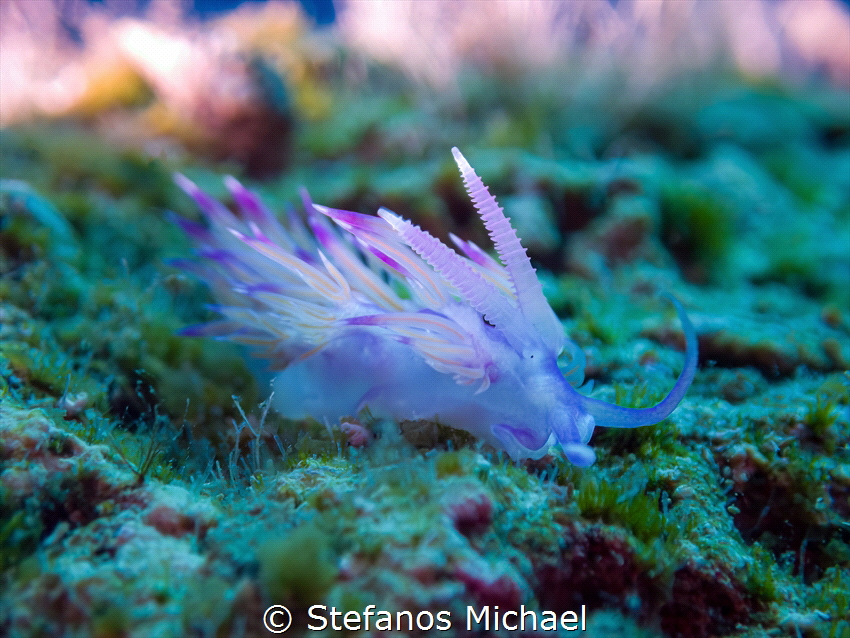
[173,148,697,466]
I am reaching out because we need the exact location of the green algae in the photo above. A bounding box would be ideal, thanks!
[0,494,42,572]
[660,182,734,284]
[258,524,339,606]
[572,470,676,546]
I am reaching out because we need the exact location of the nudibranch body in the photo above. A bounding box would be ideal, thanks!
[174,148,697,466]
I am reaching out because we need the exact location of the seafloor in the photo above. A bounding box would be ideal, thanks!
[1,4,849,638]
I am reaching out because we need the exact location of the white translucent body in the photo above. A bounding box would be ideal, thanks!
[176,149,697,466]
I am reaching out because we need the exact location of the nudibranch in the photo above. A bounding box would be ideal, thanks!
[173,148,697,466]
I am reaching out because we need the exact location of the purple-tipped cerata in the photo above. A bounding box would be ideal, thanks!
[174,148,698,466]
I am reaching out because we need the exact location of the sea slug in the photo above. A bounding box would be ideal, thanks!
[173,148,697,465]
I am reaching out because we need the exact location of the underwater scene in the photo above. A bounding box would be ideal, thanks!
[1,0,849,636]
